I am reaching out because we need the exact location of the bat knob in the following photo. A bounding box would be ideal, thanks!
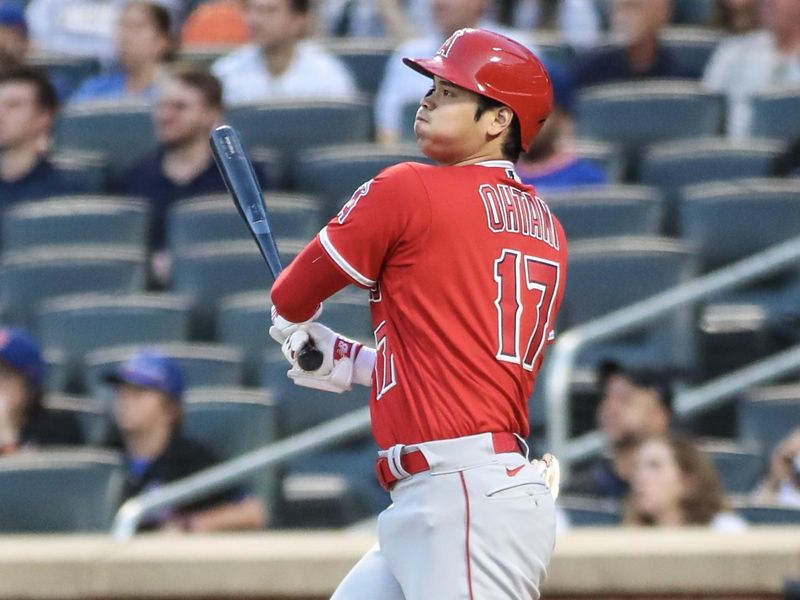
[297,344,324,371]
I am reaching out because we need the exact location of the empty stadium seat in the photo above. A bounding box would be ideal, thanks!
[85,343,245,405]
[0,245,147,327]
[661,27,721,77]
[671,0,715,25]
[167,194,321,252]
[45,394,110,446]
[733,502,800,525]
[217,292,270,387]
[171,241,272,338]
[0,450,123,533]
[29,52,101,97]
[293,143,430,217]
[640,138,782,234]
[573,139,625,182]
[262,346,370,438]
[325,39,396,96]
[1,196,150,252]
[738,385,800,457]
[50,150,108,194]
[575,81,725,177]
[54,101,157,179]
[698,439,765,494]
[559,495,623,526]
[43,347,68,394]
[680,179,800,273]
[749,89,800,141]
[227,98,373,176]
[563,236,698,370]
[36,294,192,393]
[545,185,663,239]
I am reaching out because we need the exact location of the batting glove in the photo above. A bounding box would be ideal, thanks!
[531,453,560,500]
[282,323,375,394]
[268,304,322,345]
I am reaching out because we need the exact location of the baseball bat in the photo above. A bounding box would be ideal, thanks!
[210,125,323,372]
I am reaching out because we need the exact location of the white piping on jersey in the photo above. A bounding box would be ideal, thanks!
[475,160,516,169]
[319,227,377,288]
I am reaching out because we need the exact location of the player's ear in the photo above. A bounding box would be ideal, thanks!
[487,106,514,137]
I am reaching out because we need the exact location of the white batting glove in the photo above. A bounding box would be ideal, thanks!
[531,453,560,501]
[282,323,375,394]
[268,304,322,345]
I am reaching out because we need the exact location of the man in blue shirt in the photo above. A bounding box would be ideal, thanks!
[119,65,267,283]
[0,67,89,206]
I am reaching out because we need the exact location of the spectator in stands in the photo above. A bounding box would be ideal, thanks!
[703,0,800,138]
[211,0,356,106]
[772,139,800,177]
[375,0,523,144]
[493,0,602,49]
[516,61,608,189]
[625,434,748,531]
[0,2,28,74]
[119,65,265,285]
[575,0,695,88]
[711,0,760,36]
[24,0,181,64]
[0,67,90,206]
[318,0,417,39]
[752,428,800,507]
[106,348,268,532]
[181,0,250,48]
[564,360,673,500]
[69,1,175,104]
[0,327,83,455]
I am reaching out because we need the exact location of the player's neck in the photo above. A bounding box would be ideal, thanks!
[0,139,43,182]
[449,149,508,167]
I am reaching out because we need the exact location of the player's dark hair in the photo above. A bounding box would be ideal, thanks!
[124,1,176,61]
[0,66,59,114]
[475,95,523,161]
[169,64,224,110]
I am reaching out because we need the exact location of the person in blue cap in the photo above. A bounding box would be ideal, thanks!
[105,348,267,532]
[0,326,82,454]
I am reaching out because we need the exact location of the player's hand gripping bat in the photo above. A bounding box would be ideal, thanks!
[210,125,324,372]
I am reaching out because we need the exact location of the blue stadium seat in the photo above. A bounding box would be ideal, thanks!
[325,39,396,96]
[671,0,715,25]
[227,98,373,177]
[733,502,800,525]
[217,292,270,387]
[749,89,800,141]
[641,138,782,234]
[738,385,800,457]
[45,394,110,446]
[54,101,157,180]
[36,293,192,393]
[29,52,101,98]
[0,450,123,532]
[262,346,370,437]
[1,196,150,252]
[167,193,321,252]
[293,143,430,217]
[85,343,245,405]
[661,27,721,78]
[563,236,698,370]
[698,438,765,494]
[0,245,147,328]
[50,150,108,193]
[545,185,663,239]
[575,81,724,177]
[171,241,271,339]
[573,139,625,182]
[559,495,622,526]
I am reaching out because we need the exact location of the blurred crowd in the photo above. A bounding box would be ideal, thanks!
[0,0,799,534]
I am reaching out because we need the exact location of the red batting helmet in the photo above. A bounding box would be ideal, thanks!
[403,28,553,152]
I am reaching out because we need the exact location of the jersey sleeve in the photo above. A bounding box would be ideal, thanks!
[319,162,430,288]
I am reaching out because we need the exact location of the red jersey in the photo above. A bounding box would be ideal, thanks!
[319,160,568,449]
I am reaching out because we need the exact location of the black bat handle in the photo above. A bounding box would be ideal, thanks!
[296,343,324,372]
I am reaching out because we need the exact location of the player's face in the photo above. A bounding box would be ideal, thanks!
[114,383,175,434]
[0,82,49,150]
[155,78,220,148]
[246,0,308,51]
[630,439,685,521]
[414,77,498,165]
[118,4,171,69]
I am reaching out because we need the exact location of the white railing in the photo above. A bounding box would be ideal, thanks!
[545,235,800,477]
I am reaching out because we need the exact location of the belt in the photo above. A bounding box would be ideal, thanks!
[375,432,521,491]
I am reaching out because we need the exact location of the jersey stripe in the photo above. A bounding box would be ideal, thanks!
[319,227,377,288]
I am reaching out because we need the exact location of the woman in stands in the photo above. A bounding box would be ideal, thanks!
[624,434,748,532]
[752,428,800,507]
[0,326,82,454]
[70,1,174,104]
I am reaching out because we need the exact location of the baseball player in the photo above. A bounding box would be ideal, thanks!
[270,28,567,599]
